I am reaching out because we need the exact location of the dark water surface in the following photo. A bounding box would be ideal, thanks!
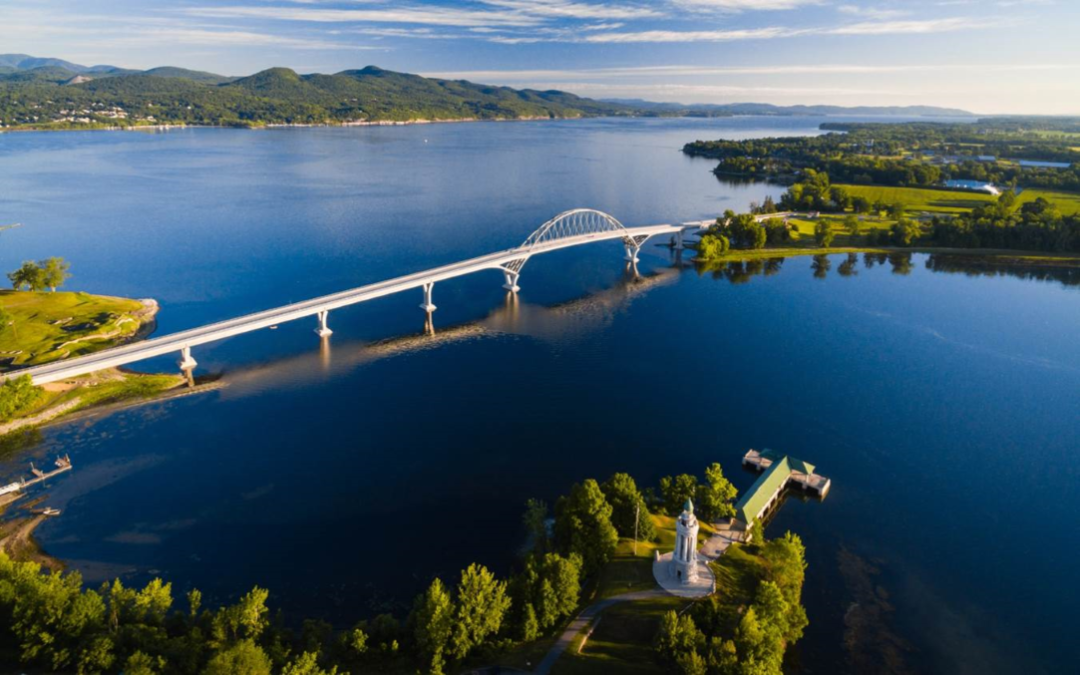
[1,118,1077,674]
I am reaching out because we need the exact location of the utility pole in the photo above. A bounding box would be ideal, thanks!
[634,502,640,556]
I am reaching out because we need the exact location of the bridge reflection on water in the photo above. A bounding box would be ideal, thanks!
[217,260,680,399]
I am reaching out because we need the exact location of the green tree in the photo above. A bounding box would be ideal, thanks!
[123,651,167,675]
[202,639,272,675]
[694,463,738,523]
[0,551,112,672]
[829,186,851,211]
[659,474,698,516]
[7,261,44,291]
[513,552,581,632]
[281,651,340,675]
[210,587,269,647]
[449,563,510,661]
[844,214,860,237]
[601,472,657,542]
[697,233,730,260]
[519,603,539,641]
[553,479,619,576]
[676,649,708,675]
[813,220,835,248]
[40,257,71,292]
[0,374,45,423]
[733,607,783,675]
[761,532,809,643]
[890,219,920,246]
[413,578,454,675]
[655,610,704,665]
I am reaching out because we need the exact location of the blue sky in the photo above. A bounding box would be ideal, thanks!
[4,0,1079,113]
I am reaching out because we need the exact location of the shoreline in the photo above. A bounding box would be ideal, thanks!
[688,244,1080,264]
[0,113,595,134]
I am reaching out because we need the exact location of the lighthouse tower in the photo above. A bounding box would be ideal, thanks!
[672,498,700,584]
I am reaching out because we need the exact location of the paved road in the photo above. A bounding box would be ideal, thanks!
[533,589,666,675]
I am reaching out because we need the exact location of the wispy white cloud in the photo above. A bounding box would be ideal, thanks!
[182,5,547,28]
[424,62,1080,81]
[580,26,801,42]
[828,16,1012,35]
[476,0,662,20]
[671,0,823,10]
[836,4,908,20]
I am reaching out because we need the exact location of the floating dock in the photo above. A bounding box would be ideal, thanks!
[734,449,830,539]
[0,455,73,505]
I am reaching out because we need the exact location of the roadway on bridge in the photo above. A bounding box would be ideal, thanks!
[12,217,707,385]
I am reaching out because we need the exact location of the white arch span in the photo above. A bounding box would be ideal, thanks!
[6,210,709,385]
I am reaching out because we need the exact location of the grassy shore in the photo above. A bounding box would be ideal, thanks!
[0,290,187,435]
[0,290,155,368]
[694,211,1080,265]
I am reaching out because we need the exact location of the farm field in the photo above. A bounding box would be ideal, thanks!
[836,184,1080,215]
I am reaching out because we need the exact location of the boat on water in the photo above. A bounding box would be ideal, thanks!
[32,507,61,517]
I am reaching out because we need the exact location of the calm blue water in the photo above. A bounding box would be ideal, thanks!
[1,118,1077,675]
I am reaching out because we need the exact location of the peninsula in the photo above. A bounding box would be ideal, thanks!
[0,288,183,435]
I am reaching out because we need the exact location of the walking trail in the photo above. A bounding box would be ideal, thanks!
[532,519,745,674]
[533,588,666,675]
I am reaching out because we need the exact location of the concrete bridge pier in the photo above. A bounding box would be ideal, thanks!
[419,282,437,313]
[624,244,641,264]
[314,310,333,337]
[178,346,197,386]
[674,230,684,251]
[502,270,521,293]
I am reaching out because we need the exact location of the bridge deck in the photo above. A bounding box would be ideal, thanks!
[8,221,699,385]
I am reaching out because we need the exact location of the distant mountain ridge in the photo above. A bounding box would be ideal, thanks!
[601,98,974,118]
[0,56,632,129]
[0,54,972,130]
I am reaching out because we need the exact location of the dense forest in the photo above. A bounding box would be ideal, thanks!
[683,119,1080,192]
[0,64,634,129]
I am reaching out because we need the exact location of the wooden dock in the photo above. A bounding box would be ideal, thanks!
[0,455,73,504]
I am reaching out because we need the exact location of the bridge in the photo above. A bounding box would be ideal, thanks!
[9,209,709,386]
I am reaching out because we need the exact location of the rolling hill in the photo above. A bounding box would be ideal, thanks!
[0,54,973,130]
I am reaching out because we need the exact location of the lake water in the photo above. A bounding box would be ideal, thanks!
[1,117,1077,675]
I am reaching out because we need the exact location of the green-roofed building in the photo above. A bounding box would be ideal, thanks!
[734,448,831,537]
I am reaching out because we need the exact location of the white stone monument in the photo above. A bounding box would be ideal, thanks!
[672,498,699,584]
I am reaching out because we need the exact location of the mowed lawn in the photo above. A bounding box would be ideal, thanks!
[836,184,1080,215]
[836,184,995,213]
[1018,189,1080,214]
[0,290,147,368]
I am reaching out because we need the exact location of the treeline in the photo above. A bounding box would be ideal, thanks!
[0,461,809,675]
[683,121,1080,192]
[0,66,631,129]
